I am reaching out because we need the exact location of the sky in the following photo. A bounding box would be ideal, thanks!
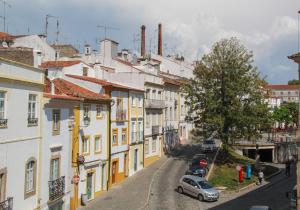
[3,0,300,84]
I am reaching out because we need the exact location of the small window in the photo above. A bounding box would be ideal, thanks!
[131,121,136,143]
[52,109,60,135]
[50,158,60,181]
[28,94,38,126]
[96,104,104,119]
[94,135,102,153]
[0,92,5,119]
[146,112,150,128]
[131,96,135,107]
[83,104,90,125]
[24,158,36,198]
[122,128,127,144]
[82,136,90,155]
[144,139,149,154]
[146,89,150,99]
[138,96,143,107]
[83,67,88,76]
[112,129,118,146]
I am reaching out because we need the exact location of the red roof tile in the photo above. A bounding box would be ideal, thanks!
[0,32,14,41]
[265,84,300,90]
[44,78,110,101]
[66,74,144,92]
[40,60,81,68]
[44,93,83,101]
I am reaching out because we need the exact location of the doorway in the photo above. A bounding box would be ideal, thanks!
[112,161,117,184]
[86,172,93,200]
[134,149,138,172]
[124,154,129,177]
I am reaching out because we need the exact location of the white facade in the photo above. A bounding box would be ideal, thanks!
[0,58,44,210]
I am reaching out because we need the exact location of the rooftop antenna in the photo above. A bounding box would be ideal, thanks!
[56,19,59,44]
[0,0,12,32]
[45,14,57,41]
[132,33,140,52]
[97,25,119,39]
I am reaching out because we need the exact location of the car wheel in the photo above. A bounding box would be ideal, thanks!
[178,186,183,194]
[198,194,204,201]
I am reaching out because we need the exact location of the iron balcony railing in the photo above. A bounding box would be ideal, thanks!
[0,197,13,210]
[116,110,127,121]
[27,118,38,126]
[0,119,8,128]
[48,176,65,201]
[152,125,159,135]
[145,99,165,109]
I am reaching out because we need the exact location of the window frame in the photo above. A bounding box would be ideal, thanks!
[112,128,118,146]
[96,104,104,120]
[82,135,90,156]
[122,128,127,145]
[144,139,149,155]
[50,155,61,181]
[152,138,157,152]
[24,157,37,199]
[52,109,61,135]
[94,135,102,154]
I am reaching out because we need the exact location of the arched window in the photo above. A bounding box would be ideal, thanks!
[24,158,36,198]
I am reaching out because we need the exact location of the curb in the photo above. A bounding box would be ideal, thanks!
[265,168,282,180]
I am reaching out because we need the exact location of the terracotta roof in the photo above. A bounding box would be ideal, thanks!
[265,84,300,90]
[66,74,144,92]
[44,78,110,101]
[44,93,83,101]
[161,75,183,86]
[0,32,14,41]
[40,60,81,68]
[288,52,300,59]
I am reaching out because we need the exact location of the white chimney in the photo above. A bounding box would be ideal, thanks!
[33,49,42,68]
[100,39,118,60]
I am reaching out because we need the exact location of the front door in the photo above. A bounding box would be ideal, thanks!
[87,173,93,200]
[124,154,128,177]
[134,149,138,171]
[112,161,117,184]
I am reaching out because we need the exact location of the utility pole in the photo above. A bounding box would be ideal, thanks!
[45,14,57,41]
[56,20,59,44]
[96,25,119,39]
[0,0,11,32]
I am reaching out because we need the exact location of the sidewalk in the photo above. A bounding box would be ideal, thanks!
[79,155,169,210]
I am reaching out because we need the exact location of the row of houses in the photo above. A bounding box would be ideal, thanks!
[0,24,194,210]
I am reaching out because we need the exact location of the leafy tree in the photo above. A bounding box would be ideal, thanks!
[288,79,299,85]
[272,102,298,127]
[183,38,269,148]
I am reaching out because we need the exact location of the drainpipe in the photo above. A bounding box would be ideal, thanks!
[142,96,145,168]
[107,98,112,191]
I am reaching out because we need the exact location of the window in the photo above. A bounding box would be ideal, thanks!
[112,129,118,146]
[96,104,104,119]
[144,139,149,154]
[0,92,6,119]
[146,112,150,128]
[131,96,135,107]
[152,114,156,126]
[82,136,90,155]
[131,121,136,143]
[83,104,91,125]
[28,94,38,126]
[181,105,184,116]
[152,90,156,100]
[83,67,88,76]
[152,138,156,152]
[50,157,60,181]
[52,109,60,135]
[146,89,150,99]
[138,120,143,142]
[122,128,127,144]
[24,158,36,198]
[158,91,162,100]
[94,135,102,153]
[170,107,173,121]
[174,106,177,121]
[138,96,143,107]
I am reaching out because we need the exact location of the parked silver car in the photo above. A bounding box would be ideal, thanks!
[178,175,219,201]
[201,139,217,152]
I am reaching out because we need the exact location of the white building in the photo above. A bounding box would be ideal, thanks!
[0,57,44,210]
[265,84,299,104]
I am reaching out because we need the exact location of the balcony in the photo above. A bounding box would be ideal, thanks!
[48,176,65,201]
[116,110,127,121]
[152,125,159,135]
[27,118,38,126]
[145,99,165,109]
[0,119,7,128]
[0,197,13,210]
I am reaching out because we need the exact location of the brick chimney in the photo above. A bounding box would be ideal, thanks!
[158,23,162,56]
[141,25,146,57]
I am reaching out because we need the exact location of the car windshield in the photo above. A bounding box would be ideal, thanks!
[197,181,213,189]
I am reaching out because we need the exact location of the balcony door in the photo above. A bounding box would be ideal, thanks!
[134,149,138,172]
[87,172,93,200]
[50,158,60,181]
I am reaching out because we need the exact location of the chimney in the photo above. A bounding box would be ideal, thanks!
[141,25,146,57]
[158,23,162,56]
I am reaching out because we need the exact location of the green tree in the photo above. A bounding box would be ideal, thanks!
[183,38,269,148]
[273,102,298,127]
[287,79,299,85]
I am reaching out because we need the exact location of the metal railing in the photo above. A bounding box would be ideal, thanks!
[0,197,13,210]
[0,119,8,128]
[116,110,127,121]
[48,176,65,201]
[27,118,38,126]
[145,99,165,109]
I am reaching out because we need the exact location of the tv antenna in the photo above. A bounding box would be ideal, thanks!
[45,14,57,41]
[0,0,12,32]
[97,25,119,39]
[132,33,140,52]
